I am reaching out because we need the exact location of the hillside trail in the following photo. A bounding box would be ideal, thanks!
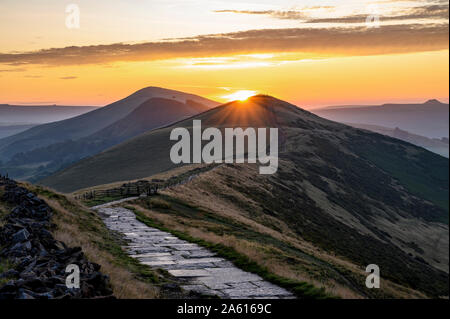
[91,165,296,298]
[92,203,295,299]
[92,165,295,299]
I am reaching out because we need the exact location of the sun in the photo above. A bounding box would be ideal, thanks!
[222,90,257,102]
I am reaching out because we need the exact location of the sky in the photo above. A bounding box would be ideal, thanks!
[0,0,448,108]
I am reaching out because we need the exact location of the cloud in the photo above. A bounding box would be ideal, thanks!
[214,10,307,20]
[59,76,78,80]
[0,68,27,73]
[0,24,447,66]
[305,4,449,24]
[215,4,449,23]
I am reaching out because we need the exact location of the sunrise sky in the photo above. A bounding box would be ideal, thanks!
[0,0,448,108]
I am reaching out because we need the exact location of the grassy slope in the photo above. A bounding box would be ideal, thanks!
[128,193,427,299]
[351,131,449,217]
[127,205,332,299]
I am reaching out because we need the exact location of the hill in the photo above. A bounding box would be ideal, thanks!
[0,124,36,139]
[42,95,449,298]
[0,87,217,162]
[312,100,449,139]
[0,88,218,180]
[0,104,97,126]
[346,123,449,158]
[0,104,97,139]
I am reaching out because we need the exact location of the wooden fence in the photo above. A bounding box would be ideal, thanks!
[76,180,162,200]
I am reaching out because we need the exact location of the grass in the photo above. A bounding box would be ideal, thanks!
[127,205,334,299]
[352,133,449,220]
[27,184,170,298]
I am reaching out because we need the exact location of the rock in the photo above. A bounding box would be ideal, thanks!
[17,289,36,299]
[0,281,17,293]
[0,269,19,279]
[12,229,30,244]
[162,283,181,292]
[0,177,115,299]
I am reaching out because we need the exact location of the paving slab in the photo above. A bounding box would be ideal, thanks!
[94,203,295,299]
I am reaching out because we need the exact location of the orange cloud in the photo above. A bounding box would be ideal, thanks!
[0,24,448,67]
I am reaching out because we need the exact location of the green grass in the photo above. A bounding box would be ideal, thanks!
[127,206,334,299]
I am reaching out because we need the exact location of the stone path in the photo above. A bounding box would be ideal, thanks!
[94,204,295,299]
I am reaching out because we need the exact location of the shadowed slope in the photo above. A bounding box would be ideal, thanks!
[0,87,217,162]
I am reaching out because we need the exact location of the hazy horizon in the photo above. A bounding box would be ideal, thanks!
[0,0,448,107]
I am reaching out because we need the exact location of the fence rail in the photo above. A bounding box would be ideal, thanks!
[76,180,162,200]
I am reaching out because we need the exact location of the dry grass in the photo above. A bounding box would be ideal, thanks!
[129,203,361,298]
[28,187,160,299]
[133,164,429,299]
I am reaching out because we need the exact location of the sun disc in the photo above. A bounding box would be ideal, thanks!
[222,90,257,102]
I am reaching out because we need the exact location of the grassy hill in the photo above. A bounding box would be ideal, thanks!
[345,123,449,158]
[41,95,448,297]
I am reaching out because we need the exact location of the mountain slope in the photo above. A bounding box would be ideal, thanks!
[346,123,449,158]
[0,124,36,139]
[0,88,218,180]
[312,99,449,139]
[42,95,449,298]
[0,87,217,162]
[41,96,301,191]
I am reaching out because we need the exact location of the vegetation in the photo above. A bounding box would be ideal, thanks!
[127,205,333,299]
[351,132,449,219]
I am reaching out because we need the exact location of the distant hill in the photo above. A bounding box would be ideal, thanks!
[0,104,97,125]
[0,87,217,162]
[42,95,448,298]
[313,99,449,139]
[0,87,218,180]
[0,104,97,139]
[346,123,449,158]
